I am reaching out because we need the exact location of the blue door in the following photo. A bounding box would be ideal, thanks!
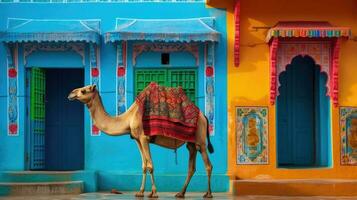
[45,69,84,170]
[278,55,317,166]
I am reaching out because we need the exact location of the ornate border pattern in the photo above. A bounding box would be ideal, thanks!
[269,38,279,105]
[205,42,215,135]
[7,44,19,136]
[24,42,85,66]
[331,38,341,107]
[340,107,357,165]
[117,41,127,115]
[90,43,101,136]
[234,0,240,66]
[236,106,268,164]
[270,40,332,105]
[132,43,199,66]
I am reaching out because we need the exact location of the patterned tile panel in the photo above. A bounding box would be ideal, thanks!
[236,106,269,164]
[340,107,357,165]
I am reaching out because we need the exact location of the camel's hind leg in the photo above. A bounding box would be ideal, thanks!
[135,139,146,197]
[140,135,158,198]
[200,147,213,198]
[175,143,197,198]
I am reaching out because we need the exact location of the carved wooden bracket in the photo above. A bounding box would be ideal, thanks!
[24,42,85,66]
[132,43,199,66]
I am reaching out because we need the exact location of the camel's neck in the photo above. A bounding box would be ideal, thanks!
[87,91,130,136]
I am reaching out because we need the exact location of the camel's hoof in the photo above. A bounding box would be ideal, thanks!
[203,192,213,198]
[175,192,185,198]
[135,192,144,197]
[148,192,159,198]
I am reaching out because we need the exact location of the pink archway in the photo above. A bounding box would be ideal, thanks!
[270,38,341,106]
[267,21,349,106]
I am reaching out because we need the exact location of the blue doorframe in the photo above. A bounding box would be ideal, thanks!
[26,68,84,171]
[277,55,331,167]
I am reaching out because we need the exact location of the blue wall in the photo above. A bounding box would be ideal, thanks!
[0,2,228,192]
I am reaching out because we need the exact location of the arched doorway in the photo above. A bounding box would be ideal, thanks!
[277,55,331,167]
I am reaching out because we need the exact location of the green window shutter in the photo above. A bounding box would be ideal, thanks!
[135,68,197,104]
[168,69,197,103]
[30,68,46,123]
[134,69,167,96]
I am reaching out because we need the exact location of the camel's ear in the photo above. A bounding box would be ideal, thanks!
[91,85,97,92]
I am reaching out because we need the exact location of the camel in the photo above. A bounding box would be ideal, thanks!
[67,84,214,198]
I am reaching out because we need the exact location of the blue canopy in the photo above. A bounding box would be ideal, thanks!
[105,17,220,43]
[0,19,101,43]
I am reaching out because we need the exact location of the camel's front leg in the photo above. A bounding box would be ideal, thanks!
[140,136,158,198]
[175,143,197,198]
[135,139,146,197]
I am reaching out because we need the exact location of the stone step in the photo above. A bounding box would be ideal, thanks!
[0,171,81,183]
[232,179,357,196]
[0,181,83,196]
[0,171,97,195]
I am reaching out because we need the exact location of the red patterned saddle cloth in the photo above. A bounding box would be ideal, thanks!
[135,82,199,142]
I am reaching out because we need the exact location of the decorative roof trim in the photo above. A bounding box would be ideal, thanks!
[0,32,100,43]
[0,18,101,43]
[106,17,220,43]
[266,21,352,42]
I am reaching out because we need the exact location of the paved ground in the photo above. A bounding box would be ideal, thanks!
[1,192,357,200]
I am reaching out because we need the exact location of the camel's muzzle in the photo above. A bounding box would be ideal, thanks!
[67,93,77,101]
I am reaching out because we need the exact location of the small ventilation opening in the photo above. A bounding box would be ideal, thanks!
[161,53,170,65]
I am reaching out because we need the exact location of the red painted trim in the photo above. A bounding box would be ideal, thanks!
[8,68,17,77]
[117,66,126,77]
[91,68,99,77]
[234,0,240,67]
[206,66,214,77]
[332,38,341,107]
[269,38,279,105]
[9,123,18,135]
[92,125,100,135]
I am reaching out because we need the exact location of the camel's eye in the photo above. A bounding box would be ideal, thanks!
[81,90,87,95]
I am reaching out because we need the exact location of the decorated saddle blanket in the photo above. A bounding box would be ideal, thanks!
[135,82,199,143]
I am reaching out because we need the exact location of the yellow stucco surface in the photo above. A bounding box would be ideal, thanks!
[214,0,357,180]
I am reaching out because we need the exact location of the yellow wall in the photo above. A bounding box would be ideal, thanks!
[215,0,357,179]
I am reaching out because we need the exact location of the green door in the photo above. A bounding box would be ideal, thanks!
[135,68,197,103]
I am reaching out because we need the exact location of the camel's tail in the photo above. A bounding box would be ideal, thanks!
[204,115,214,154]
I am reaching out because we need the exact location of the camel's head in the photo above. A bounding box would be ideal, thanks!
[68,85,97,104]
